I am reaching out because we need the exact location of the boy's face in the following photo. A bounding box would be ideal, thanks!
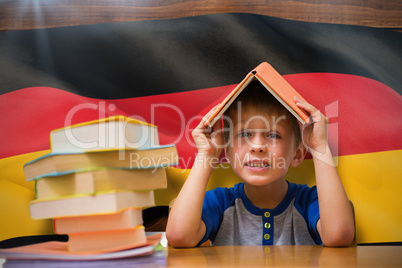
[226,106,303,186]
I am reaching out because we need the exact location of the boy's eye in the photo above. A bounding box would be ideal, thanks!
[238,131,251,138]
[268,133,280,139]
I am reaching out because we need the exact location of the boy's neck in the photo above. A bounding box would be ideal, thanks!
[243,180,289,210]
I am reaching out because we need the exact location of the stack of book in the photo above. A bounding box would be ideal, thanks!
[23,116,178,252]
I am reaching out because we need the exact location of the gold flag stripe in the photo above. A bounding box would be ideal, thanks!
[0,149,401,243]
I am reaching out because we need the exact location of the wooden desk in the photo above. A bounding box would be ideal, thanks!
[166,245,402,267]
[1,245,400,267]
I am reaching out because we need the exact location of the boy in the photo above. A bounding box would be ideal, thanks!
[166,81,355,247]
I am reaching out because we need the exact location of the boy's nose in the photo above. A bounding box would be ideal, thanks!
[249,135,268,153]
[250,143,268,153]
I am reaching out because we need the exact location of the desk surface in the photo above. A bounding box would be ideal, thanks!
[1,245,401,267]
[166,245,402,267]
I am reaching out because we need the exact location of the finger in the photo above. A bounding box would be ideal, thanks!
[293,97,327,124]
[294,97,316,114]
[203,104,221,119]
[202,104,222,126]
[294,97,313,124]
[194,113,215,138]
[197,107,219,130]
[193,124,212,139]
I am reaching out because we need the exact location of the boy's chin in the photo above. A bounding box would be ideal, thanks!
[242,175,283,187]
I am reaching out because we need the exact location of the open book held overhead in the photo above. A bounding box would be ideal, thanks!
[204,62,311,127]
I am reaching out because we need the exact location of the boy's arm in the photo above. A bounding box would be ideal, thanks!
[312,145,355,247]
[166,155,213,247]
[166,106,223,248]
[295,98,355,247]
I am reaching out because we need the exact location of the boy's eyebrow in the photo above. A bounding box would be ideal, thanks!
[235,128,282,132]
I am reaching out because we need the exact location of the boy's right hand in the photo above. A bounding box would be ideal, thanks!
[192,105,224,159]
[167,106,223,248]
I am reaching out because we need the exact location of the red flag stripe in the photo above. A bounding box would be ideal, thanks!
[1,73,401,168]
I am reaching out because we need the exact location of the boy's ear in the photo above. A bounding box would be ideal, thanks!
[290,143,307,167]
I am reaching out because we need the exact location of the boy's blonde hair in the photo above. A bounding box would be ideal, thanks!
[223,80,302,146]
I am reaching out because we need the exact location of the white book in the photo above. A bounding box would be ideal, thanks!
[50,115,159,153]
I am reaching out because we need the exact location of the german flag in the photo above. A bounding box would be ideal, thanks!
[0,13,401,244]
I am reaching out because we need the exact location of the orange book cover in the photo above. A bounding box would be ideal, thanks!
[0,233,161,261]
[67,225,147,252]
[204,62,310,127]
[53,208,143,234]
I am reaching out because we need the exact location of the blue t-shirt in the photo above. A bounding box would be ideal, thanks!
[200,181,322,245]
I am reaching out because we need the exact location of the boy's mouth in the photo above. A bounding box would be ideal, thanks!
[244,160,270,168]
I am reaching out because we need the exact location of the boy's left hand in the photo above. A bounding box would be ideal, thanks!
[294,97,329,154]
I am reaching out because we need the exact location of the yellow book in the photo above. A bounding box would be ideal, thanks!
[35,168,167,199]
[50,115,160,153]
[23,145,178,181]
[68,225,147,252]
[29,190,155,219]
[53,208,143,234]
